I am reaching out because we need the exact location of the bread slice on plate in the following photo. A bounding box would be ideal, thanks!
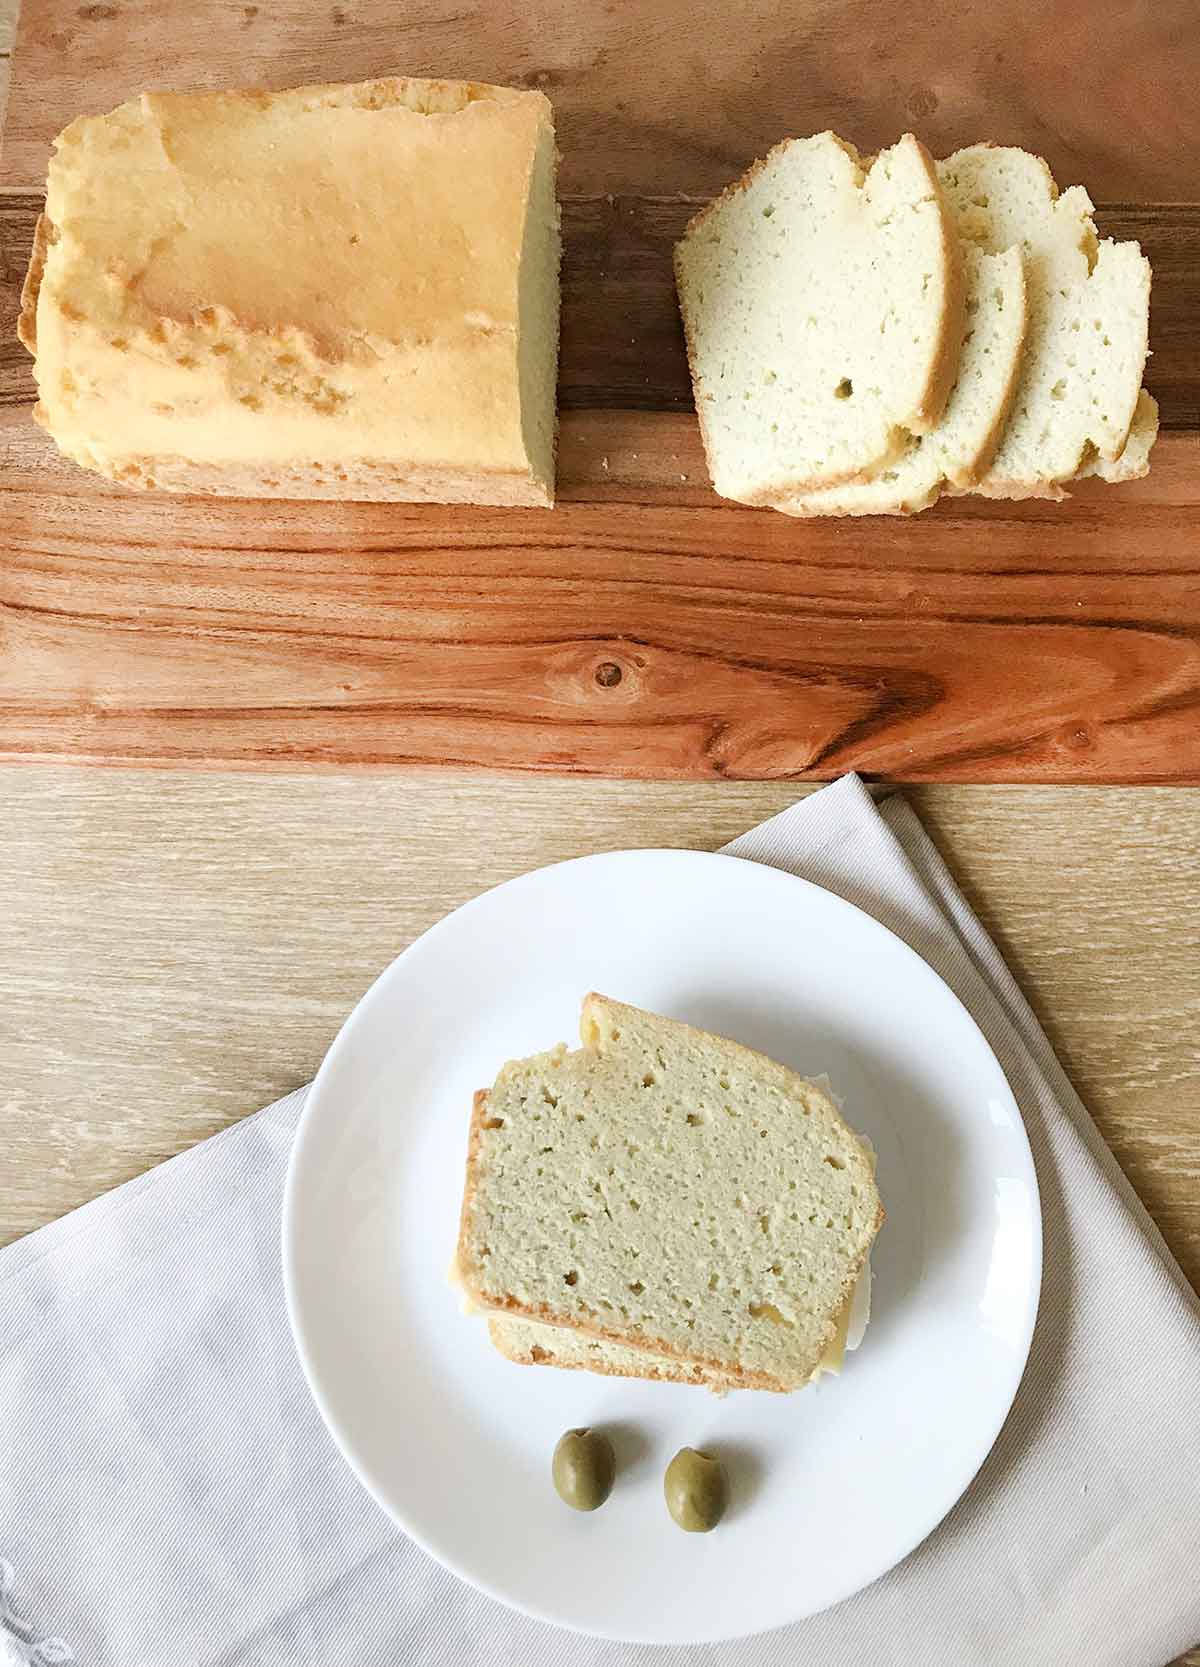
[456,994,883,1392]
[674,132,965,503]
[937,146,1151,499]
[488,1266,861,1390]
[776,242,1027,517]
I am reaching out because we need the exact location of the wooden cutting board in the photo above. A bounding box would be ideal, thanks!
[2,0,1198,780]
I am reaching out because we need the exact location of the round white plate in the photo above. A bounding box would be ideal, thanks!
[283,849,1040,1646]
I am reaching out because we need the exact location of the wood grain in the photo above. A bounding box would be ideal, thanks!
[3,0,1199,783]
[2,183,1199,781]
[4,0,1200,200]
[3,773,1196,1286]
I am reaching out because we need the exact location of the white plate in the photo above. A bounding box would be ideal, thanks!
[283,849,1040,1646]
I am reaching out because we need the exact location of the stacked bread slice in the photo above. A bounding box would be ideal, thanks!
[675,136,1154,517]
[455,994,883,1393]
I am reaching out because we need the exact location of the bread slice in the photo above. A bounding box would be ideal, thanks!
[1079,388,1158,484]
[936,146,1150,499]
[456,995,883,1392]
[488,1316,737,1388]
[19,79,560,506]
[776,243,1027,516]
[489,1263,861,1390]
[674,133,965,503]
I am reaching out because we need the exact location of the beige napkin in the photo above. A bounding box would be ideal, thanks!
[2,774,1197,1666]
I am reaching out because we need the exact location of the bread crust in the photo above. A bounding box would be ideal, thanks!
[75,451,553,506]
[488,1318,736,1389]
[17,211,50,356]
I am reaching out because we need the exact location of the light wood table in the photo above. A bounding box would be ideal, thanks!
[5,772,1197,1281]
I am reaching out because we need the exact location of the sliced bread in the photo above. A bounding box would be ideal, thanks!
[776,242,1027,516]
[456,994,883,1392]
[488,1266,861,1390]
[674,132,965,503]
[937,146,1150,498]
[1079,388,1159,484]
[488,1316,736,1388]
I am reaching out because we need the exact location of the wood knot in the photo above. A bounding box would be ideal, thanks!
[907,86,938,119]
[594,661,623,689]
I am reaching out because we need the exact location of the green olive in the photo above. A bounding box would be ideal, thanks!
[664,1446,728,1532]
[552,1427,615,1512]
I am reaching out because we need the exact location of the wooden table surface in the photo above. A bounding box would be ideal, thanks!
[2,0,1200,781]
[4,772,1197,1273]
[1,2,1198,1661]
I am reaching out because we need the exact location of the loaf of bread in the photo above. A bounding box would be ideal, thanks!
[456,994,883,1392]
[674,133,964,503]
[19,78,560,506]
[938,145,1150,499]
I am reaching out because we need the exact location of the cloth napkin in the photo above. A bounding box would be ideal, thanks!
[3,774,1198,1667]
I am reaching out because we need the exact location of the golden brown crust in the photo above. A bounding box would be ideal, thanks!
[488,1319,739,1390]
[454,1087,494,1300]
[906,135,966,436]
[961,476,1069,502]
[479,1294,791,1389]
[239,75,550,119]
[672,237,721,503]
[771,490,935,520]
[79,451,553,507]
[17,212,51,357]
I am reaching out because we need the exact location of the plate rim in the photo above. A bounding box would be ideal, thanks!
[282,846,1043,1644]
